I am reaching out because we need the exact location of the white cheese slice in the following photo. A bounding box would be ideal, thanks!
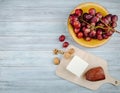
[66,55,89,77]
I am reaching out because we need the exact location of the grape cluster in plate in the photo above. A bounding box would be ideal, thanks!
[69,8,118,41]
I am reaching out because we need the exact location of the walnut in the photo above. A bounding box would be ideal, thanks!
[68,48,75,54]
[53,57,60,65]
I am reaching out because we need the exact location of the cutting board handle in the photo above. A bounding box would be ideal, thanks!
[107,76,120,86]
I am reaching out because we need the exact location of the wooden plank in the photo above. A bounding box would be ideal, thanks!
[0,51,120,66]
[0,0,119,22]
[0,67,120,93]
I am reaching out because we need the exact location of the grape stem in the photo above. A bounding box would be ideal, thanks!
[100,19,109,27]
[79,18,90,25]
[95,26,107,29]
[115,30,120,34]
[95,26,114,32]
[79,18,120,34]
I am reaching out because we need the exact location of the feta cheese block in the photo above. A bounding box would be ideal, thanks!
[66,55,89,77]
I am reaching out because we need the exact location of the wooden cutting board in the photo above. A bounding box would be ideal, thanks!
[56,45,120,90]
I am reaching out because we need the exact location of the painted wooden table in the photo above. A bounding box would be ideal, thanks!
[0,0,120,93]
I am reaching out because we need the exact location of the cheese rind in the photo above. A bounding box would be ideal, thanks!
[66,55,89,77]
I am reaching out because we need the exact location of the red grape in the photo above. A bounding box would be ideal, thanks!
[83,28,90,37]
[73,21,81,28]
[91,16,99,23]
[84,28,91,33]
[86,14,93,20]
[59,35,65,42]
[84,31,88,37]
[85,37,91,41]
[70,20,74,26]
[74,28,80,34]
[83,13,89,21]
[77,32,83,38]
[103,34,109,39]
[111,15,118,22]
[105,14,112,22]
[82,26,86,32]
[86,24,91,28]
[96,28,103,35]
[89,8,96,15]
[106,31,113,36]
[111,22,117,28]
[75,9,83,16]
[101,17,109,24]
[69,15,78,26]
[63,42,69,48]
[96,12,102,19]
[89,30,96,37]
[69,14,78,21]
[97,35,103,40]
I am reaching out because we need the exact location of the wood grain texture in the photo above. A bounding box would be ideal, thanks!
[0,0,120,93]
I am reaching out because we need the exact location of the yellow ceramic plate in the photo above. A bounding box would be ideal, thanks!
[67,2,110,47]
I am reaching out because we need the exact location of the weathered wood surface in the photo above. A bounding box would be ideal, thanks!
[0,0,120,93]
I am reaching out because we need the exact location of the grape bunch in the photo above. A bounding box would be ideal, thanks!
[69,8,118,41]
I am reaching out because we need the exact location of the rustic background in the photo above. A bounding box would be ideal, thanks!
[0,0,120,93]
